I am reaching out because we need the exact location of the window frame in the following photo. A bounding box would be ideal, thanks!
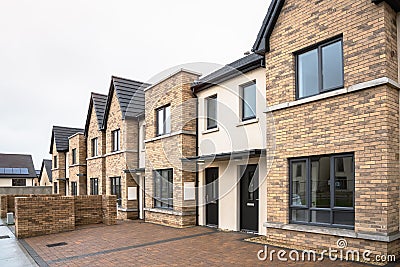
[91,138,98,157]
[54,182,58,194]
[72,148,77,165]
[71,182,77,196]
[90,178,99,195]
[240,81,257,121]
[289,153,355,229]
[295,36,344,100]
[110,177,122,207]
[153,169,173,210]
[206,94,218,130]
[12,178,26,186]
[54,156,58,169]
[111,129,120,152]
[156,105,171,137]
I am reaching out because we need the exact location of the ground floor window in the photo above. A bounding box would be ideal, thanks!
[154,169,173,209]
[54,182,58,194]
[289,153,355,228]
[12,178,26,186]
[71,182,77,196]
[111,177,122,207]
[90,178,99,195]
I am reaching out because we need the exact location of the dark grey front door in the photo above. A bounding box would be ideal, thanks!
[206,167,219,226]
[240,165,259,232]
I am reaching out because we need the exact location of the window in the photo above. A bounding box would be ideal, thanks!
[141,125,146,150]
[0,168,29,174]
[296,38,344,99]
[91,138,98,156]
[156,105,171,136]
[290,154,354,228]
[111,177,122,207]
[206,95,218,129]
[241,82,257,121]
[54,182,58,194]
[154,169,173,209]
[90,178,99,195]
[71,182,77,196]
[72,149,77,165]
[54,156,58,169]
[112,130,120,152]
[12,179,26,186]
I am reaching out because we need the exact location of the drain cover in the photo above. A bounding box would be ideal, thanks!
[46,242,67,247]
[0,235,10,239]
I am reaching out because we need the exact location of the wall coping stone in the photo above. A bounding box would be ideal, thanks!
[265,77,400,113]
[144,207,196,216]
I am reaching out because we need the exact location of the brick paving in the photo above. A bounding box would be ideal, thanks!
[21,221,398,267]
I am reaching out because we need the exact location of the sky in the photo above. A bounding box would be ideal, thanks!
[0,0,270,169]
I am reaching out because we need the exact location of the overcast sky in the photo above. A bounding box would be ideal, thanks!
[0,0,270,169]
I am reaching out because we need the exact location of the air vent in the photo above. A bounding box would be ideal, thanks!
[46,242,67,248]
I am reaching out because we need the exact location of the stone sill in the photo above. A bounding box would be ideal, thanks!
[86,155,103,160]
[202,127,219,135]
[265,77,400,113]
[118,208,138,212]
[145,130,196,143]
[264,222,400,242]
[144,207,196,216]
[69,164,86,167]
[236,118,259,127]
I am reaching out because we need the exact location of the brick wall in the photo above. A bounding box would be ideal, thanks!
[69,133,87,195]
[0,195,7,218]
[14,195,117,238]
[1,194,58,217]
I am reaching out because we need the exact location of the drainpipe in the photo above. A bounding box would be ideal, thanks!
[192,88,199,226]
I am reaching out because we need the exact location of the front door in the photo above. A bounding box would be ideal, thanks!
[205,167,219,226]
[240,165,259,232]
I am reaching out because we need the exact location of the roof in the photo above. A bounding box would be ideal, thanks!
[192,53,265,93]
[0,153,37,178]
[253,0,400,54]
[49,126,84,153]
[84,92,107,136]
[39,159,52,182]
[102,76,151,129]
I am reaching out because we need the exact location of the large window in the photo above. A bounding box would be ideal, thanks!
[111,177,122,207]
[54,156,58,169]
[241,82,257,121]
[91,138,98,157]
[154,169,173,209]
[12,179,26,186]
[112,130,120,152]
[90,178,99,195]
[156,105,171,136]
[290,154,354,228]
[206,95,217,130]
[71,182,77,196]
[72,149,77,165]
[296,38,344,99]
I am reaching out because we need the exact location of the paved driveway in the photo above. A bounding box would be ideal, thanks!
[21,221,397,267]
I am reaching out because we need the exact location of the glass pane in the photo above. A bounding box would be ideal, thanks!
[21,168,29,174]
[12,168,21,174]
[291,161,307,206]
[165,106,171,134]
[311,157,330,208]
[298,49,319,98]
[157,109,164,135]
[5,168,12,174]
[322,41,343,90]
[334,156,354,207]
[207,96,217,129]
[311,210,331,224]
[0,168,4,174]
[291,209,309,222]
[243,84,256,119]
[333,211,354,226]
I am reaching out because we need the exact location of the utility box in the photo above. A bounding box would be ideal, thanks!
[6,212,14,225]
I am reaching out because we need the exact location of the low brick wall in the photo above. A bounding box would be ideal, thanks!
[15,195,117,238]
[0,194,58,218]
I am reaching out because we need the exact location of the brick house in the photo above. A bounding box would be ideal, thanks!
[0,153,37,187]
[144,69,200,227]
[192,54,268,234]
[101,76,150,220]
[68,132,87,195]
[38,159,52,186]
[50,126,84,195]
[252,0,400,258]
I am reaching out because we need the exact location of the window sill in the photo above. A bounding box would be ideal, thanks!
[144,130,196,143]
[86,155,103,160]
[144,207,196,216]
[236,118,259,127]
[264,222,400,242]
[202,127,219,135]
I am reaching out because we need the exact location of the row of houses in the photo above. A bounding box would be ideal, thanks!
[45,0,400,258]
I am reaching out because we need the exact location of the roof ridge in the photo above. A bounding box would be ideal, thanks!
[111,75,152,86]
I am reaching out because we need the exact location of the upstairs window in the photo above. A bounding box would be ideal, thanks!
[12,179,26,186]
[241,82,257,121]
[296,38,344,99]
[206,95,218,130]
[112,130,120,152]
[91,138,98,157]
[54,156,58,169]
[72,149,77,165]
[156,105,171,136]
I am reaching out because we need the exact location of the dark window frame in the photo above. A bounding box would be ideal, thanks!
[153,169,173,210]
[90,178,99,195]
[54,156,58,169]
[206,94,218,130]
[72,148,77,165]
[295,35,344,100]
[12,178,26,186]
[71,182,77,196]
[111,129,120,152]
[54,182,58,194]
[91,138,98,157]
[240,80,257,121]
[111,177,122,207]
[289,153,355,229]
[156,105,171,137]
